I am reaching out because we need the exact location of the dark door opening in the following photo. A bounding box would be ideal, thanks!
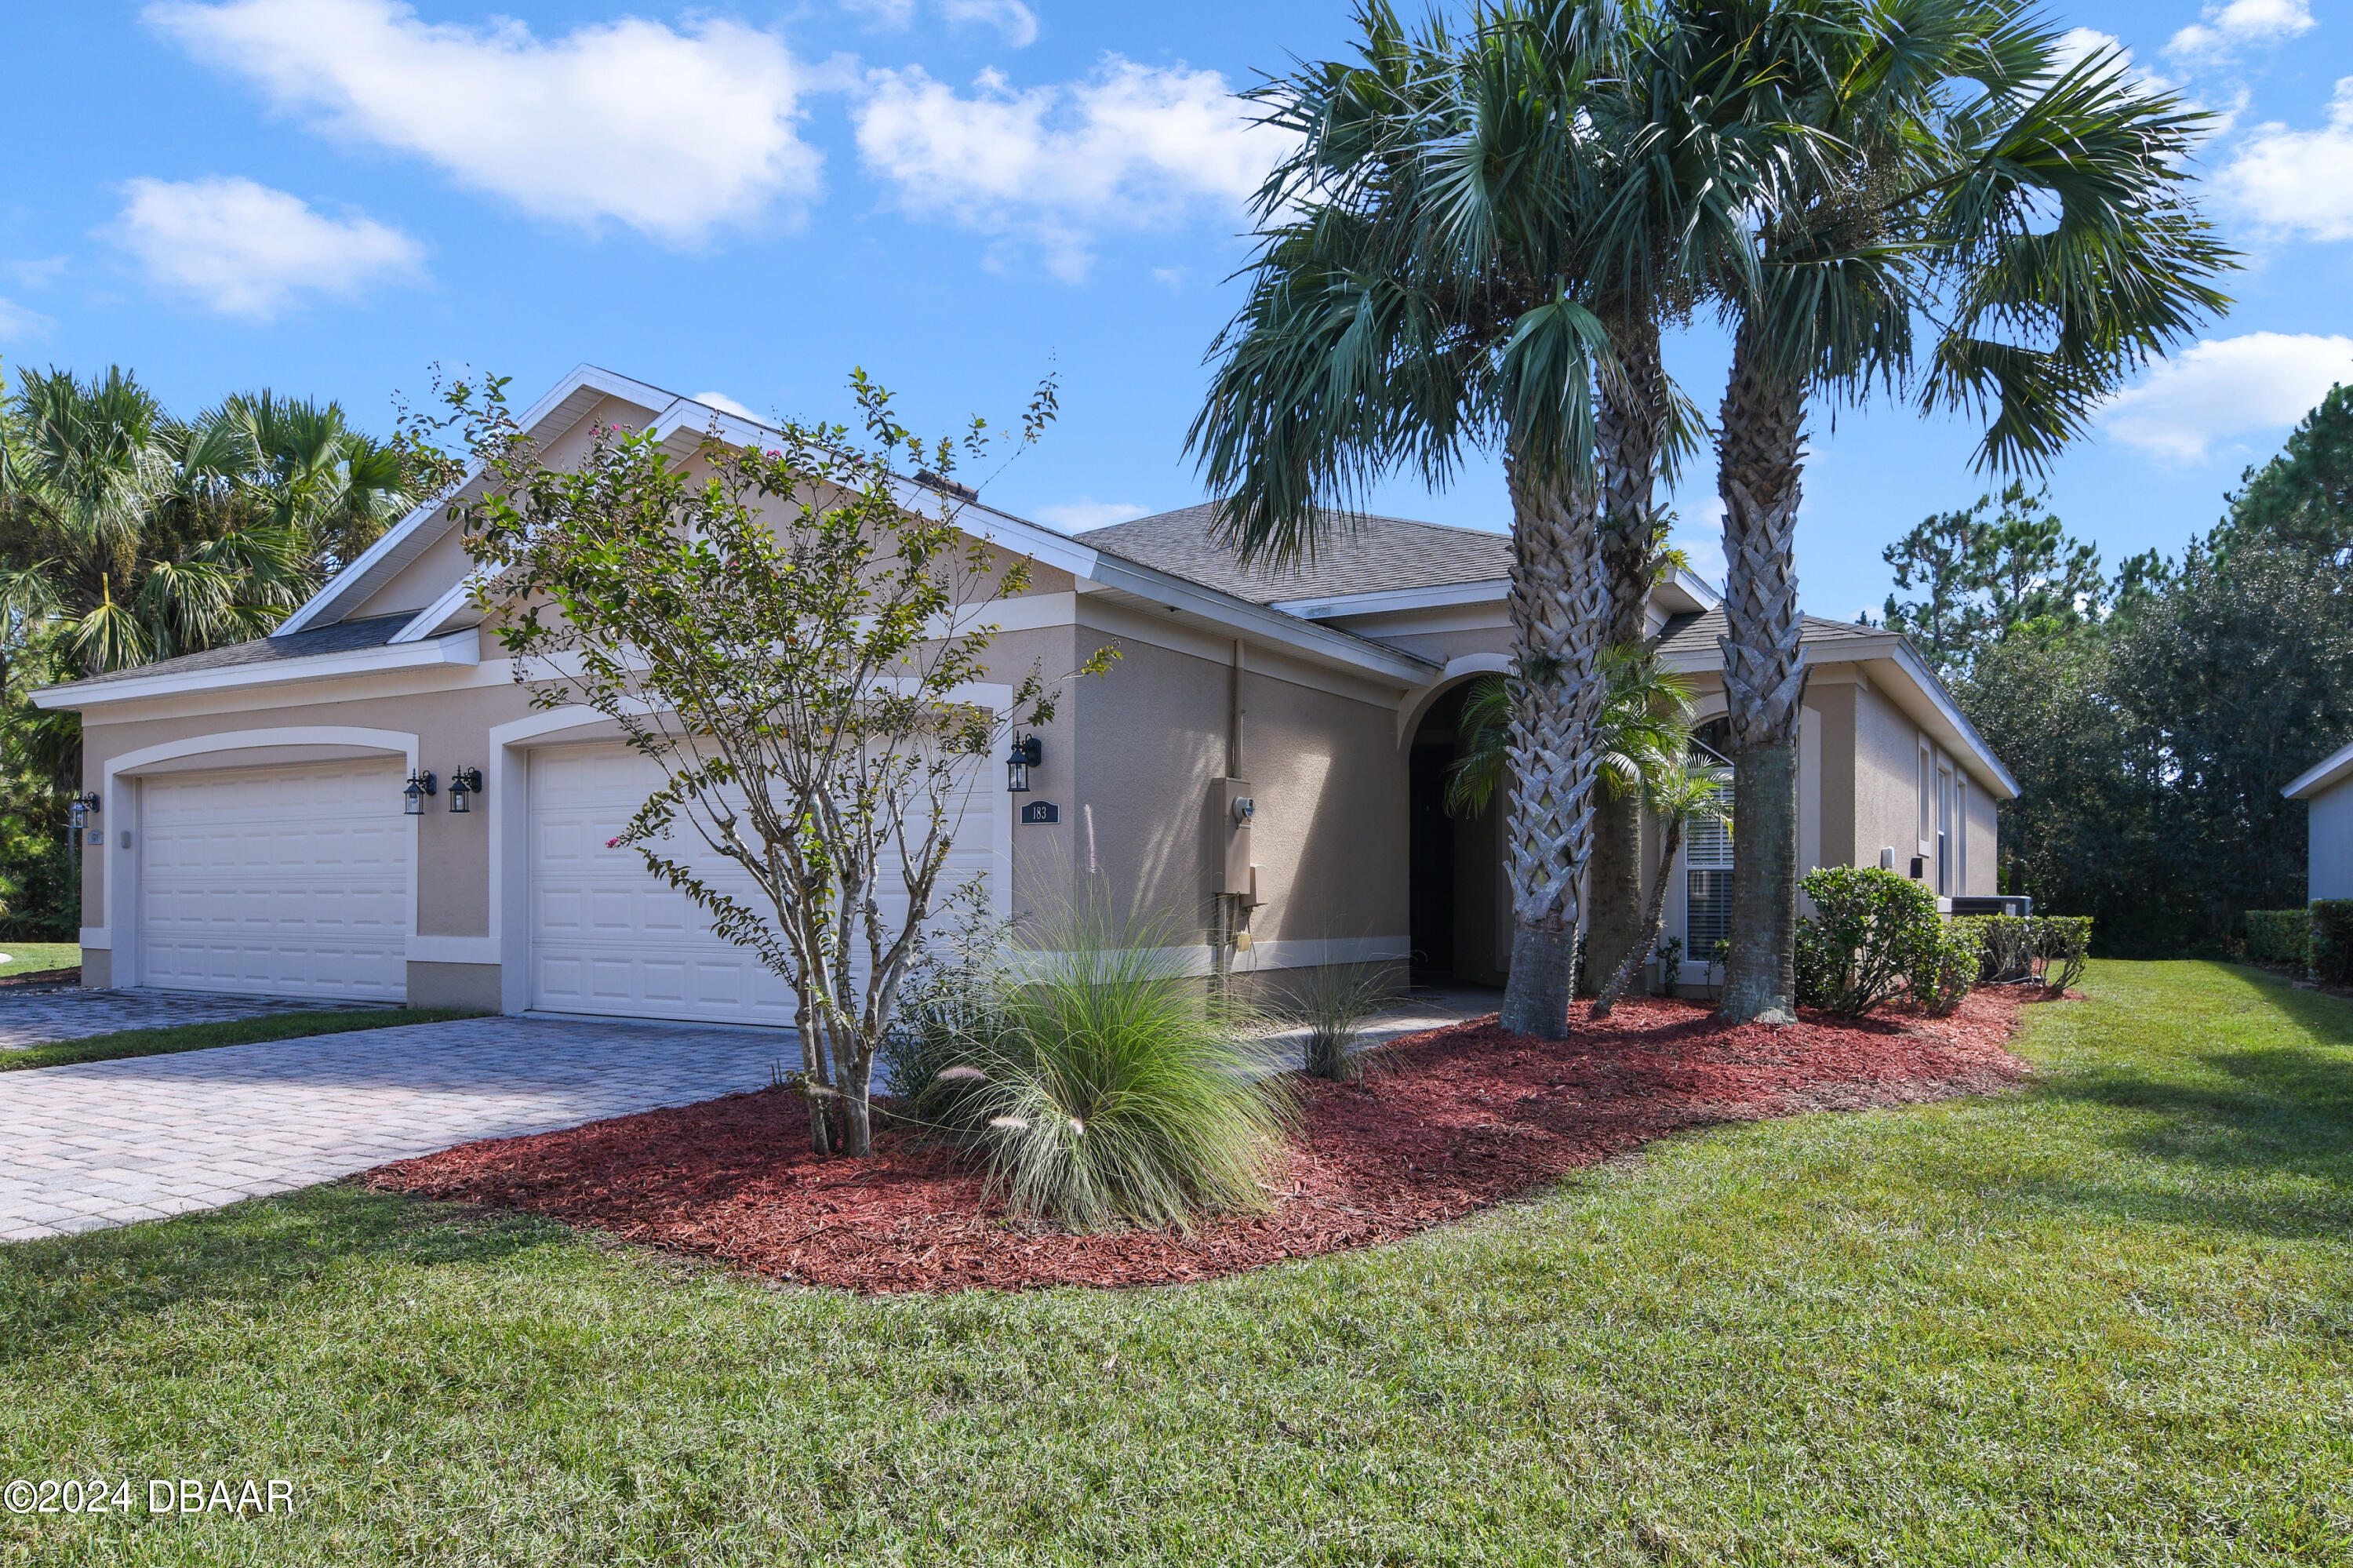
[1409,739,1457,979]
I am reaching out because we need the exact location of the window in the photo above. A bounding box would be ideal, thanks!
[1685,772,1733,961]
[1955,776,1968,891]
[1936,766,1954,896]
[1918,740,1933,853]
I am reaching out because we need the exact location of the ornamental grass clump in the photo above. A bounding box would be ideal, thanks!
[958,908,1294,1232]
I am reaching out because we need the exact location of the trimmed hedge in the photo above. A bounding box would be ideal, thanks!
[2244,908,2311,967]
[1795,867,1939,1017]
[2311,900,2353,984]
[1913,918,1984,1017]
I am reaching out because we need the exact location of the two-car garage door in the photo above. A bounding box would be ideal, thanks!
[138,760,410,1001]
[527,743,1000,1027]
[130,744,998,1020]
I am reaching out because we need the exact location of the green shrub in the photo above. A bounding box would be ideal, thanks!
[1795,866,1940,1017]
[955,905,1294,1231]
[2310,900,2353,984]
[1977,915,2036,982]
[878,879,1012,1126]
[1911,918,1984,1017]
[2036,915,2093,993]
[2244,908,2311,967]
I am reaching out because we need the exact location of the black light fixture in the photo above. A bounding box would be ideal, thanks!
[403,769,438,815]
[447,766,485,814]
[1006,733,1042,793]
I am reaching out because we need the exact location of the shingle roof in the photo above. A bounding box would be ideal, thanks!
[69,613,416,688]
[1076,504,1512,606]
[1656,607,1886,660]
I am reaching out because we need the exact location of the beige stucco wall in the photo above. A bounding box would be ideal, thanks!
[1053,601,1410,959]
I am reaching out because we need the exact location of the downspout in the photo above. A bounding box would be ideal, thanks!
[1213,639,1247,992]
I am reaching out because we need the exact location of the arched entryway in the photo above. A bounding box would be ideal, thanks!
[1407,682,1509,985]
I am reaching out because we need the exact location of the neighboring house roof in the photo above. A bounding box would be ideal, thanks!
[2284,737,2353,800]
[67,613,416,689]
[1076,504,1515,606]
[1655,608,1885,660]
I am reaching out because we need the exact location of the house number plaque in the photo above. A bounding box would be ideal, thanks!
[1020,802,1061,825]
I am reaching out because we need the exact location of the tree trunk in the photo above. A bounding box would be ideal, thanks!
[842,1057,875,1158]
[1715,326,1808,1024]
[1498,462,1607,1039]
[1584,314,1669,993]
[1591,817,1686,1019]
[1719,739,1798,1020]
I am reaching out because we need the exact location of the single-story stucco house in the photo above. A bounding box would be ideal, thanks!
[34,366,2013,1019]
[2283,740,2353,899]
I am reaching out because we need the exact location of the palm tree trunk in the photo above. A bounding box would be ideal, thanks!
[1499,460,1606,1039]
[1715,326,1808,1024]
[1591,815,1685,1018]
[1584,314,1667,995]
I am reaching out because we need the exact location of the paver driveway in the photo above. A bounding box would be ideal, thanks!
[0,1013,794,1242]
[0,986,382,1051]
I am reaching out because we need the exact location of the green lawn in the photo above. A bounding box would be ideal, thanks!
[0,944,79,980]
[2,960,2348,1563]
[0,1010,486,1074]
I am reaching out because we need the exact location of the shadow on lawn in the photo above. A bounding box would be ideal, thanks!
[0,1184,569,1366]
[2017,968,2353,1238]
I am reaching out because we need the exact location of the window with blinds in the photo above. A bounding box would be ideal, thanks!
[1685,774,1733,961]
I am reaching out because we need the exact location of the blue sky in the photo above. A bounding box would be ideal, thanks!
[5,1,2351,622]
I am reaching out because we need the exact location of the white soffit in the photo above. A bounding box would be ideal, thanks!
[2285,737,2353,800]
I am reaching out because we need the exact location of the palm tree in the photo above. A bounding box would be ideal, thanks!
[1590,750,1729,1016]
[1444,646,1699,821]
[0,368,380,682]
[1696,0,2232,1021]
[1191,0,1781,1037]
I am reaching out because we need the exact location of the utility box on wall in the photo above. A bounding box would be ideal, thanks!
[1213,777,1254,895]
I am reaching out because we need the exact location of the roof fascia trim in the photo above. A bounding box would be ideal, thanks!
[278,365,669,637]
[2284,737,2353,799]
[1269,578,1511,619]
[31,631,481,711]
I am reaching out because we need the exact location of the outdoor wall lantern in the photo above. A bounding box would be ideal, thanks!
[67,791,100,830]
[1006,733,1042,793]
[447,767,485,814]
[403,770,438,815]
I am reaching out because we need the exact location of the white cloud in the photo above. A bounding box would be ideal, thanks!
[689,390,763,421]
[1669,494,1729,588]
[146,0,820,244]
[940,0,1037,48]
[2221,78,2353,240]
[0,297,56,342]
[841,0,1035,45]
[854,56,1281,280]
[111,176,424,321]
[2166,0,2315,66]
[1034,499,1147,533]
[2099,332,2353,461]
[3,256,68,290]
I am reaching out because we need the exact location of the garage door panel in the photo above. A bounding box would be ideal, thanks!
[139,760,409,1002]
[529,742,995,1025]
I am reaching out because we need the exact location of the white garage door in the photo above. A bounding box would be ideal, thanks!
[528,743,999,1025]
[138,759,409,1000]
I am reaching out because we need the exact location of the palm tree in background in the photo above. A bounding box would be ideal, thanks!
[0,366,409,681]
[1695,0,2231,1020]
[1191,0,1787,1037]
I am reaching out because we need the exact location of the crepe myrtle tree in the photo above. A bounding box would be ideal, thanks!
[435,371,1111,1158]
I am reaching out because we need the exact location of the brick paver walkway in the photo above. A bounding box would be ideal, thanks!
[0,987,376,1052]
[0,1015,794,1242]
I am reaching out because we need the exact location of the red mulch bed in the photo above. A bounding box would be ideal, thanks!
[365,988,2045,1293]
